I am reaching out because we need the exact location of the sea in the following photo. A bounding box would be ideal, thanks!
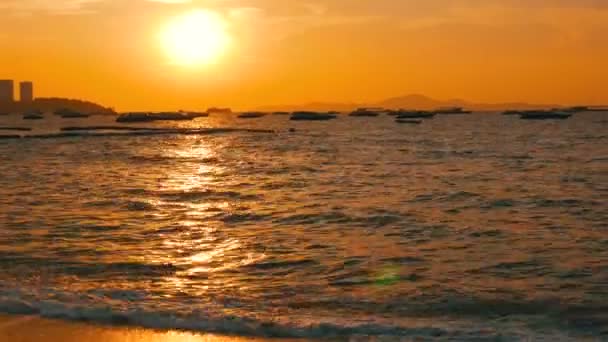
[0,112,607,340]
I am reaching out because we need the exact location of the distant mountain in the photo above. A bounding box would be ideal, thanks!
[375,94,558,111]
[258,101,359,112]
[257,94,559,112]
[375,94,452,109]
[0,98,115,114]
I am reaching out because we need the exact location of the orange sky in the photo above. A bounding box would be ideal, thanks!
[1,0,607,111]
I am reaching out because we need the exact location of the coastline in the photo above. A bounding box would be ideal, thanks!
[0,314,306,342]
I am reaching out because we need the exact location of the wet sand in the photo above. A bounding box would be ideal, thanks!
[0,314,302,342]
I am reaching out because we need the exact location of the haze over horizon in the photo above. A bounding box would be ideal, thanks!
[1,0,607,111]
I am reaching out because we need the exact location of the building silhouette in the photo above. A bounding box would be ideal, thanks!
[0,80,14,103]
[20,81,34,102]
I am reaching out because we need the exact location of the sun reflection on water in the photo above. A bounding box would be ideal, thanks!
[151,138,267,294]
[188,239,266,275]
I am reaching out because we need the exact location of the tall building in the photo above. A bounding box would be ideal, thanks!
[20,81,34,102]
[0,80,14,103]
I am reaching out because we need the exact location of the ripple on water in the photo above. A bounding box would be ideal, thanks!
[124,200,156,211]
[470,259,550,279]
[156,189,262,202]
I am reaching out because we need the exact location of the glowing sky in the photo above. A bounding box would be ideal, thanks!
[1,0,607,110]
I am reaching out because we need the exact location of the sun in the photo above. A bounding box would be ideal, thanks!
[161,10,230,66]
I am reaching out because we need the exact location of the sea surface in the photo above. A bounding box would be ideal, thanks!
[0,112,607,340]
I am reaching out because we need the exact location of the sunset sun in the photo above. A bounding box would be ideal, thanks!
[161,10,230,66]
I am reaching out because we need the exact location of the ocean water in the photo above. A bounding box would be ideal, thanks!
[0,112,607,340]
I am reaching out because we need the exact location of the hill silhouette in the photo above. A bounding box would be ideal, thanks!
[258,94,558,112]
[0,98,115,114]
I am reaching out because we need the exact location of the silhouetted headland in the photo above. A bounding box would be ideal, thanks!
[0,98,115,115]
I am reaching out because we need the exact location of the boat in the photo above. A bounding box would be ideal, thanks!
[61,113,89,118]
[395,119,422,125]
[350,107,388,117]
[393,110,435,119]
[23,112,44,120]
[349,108,380,117]
[54,108,90,118]
[570,106,608,112]
[237,112,266,119]
[0,126,31,131]
[562,106,589,113]
[433,107,472,114]
[519,111,572,120]
[206,107,232,114]
[180,110,208,118]
[272,111,290,115]
[290,111,337,121]
[116,112,201,123]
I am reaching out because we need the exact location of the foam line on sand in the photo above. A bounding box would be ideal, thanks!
[0,314,305,342]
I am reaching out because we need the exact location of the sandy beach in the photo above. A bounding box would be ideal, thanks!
[0,314,305,342]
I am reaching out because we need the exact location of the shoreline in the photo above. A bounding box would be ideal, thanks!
[0,314,308,342]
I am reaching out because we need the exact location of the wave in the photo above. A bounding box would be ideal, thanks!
[156,189,261,202]
[124,200,156,211]
[0,293,594,338]
[1,128,275,140]
[274,210,405,228]
[0,253,178,277]
[0,295,455,338]
[243,259,318,271]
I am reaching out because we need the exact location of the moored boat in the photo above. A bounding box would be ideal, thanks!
[349,108,381,117]
[116,112,201,123]
[237,112,267,119]
[206,107,232,114]
[559,106,608,113]
[23,110,44,120]
[519,111,572,120]
[393,110,435,119]
[562,106,589,113]
[433,107,472,114]
[290,111,337,121]
[56,108,90,118]
[395,119,422,124]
